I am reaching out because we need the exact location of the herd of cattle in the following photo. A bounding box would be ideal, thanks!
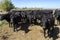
[0,9,60,37]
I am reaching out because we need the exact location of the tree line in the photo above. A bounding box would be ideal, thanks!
[0,0,14,12]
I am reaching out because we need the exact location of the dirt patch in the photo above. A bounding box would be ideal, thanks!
[0,24,60,40]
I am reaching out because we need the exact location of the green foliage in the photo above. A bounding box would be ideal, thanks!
[1,0,14,12]
[0,20,8,26]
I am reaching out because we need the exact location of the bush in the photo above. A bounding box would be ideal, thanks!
[0,0,14,12]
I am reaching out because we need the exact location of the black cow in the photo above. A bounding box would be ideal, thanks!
[43,17,55,38]
[54,10,60,25]
[56,15,60,25]
[26,10,38,25]
[35,10,43,25]
[0,12,13,27]
[26,10,33,24]
[41,11,55,38]
[30,11,37,24]
[10,11,22,32]
[21,11,28,23]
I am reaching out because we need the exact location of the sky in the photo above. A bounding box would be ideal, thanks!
[10,0,60,8]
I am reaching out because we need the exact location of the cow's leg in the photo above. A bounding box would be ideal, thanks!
[9,22,13,27]
[9,22,11,27]
[47,28,50,37]
[11,23,13,27]
[29,18,31,24]
[26,19,28,23]
[33,18,36,25]
[15,24,17,32]
[31,19,34,24]
[16,23,19,32]
[52,26,54,30]
[59,20,60,25]
[13,23,16,32]
[43,28,47,38]
[11,22,13,27]
[10,22,12,27]
[14,25,15,32]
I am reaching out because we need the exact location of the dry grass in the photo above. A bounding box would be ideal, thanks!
[0,22,60,40]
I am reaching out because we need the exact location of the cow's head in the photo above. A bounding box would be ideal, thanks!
[0,14,7,21]
[0,14,4,20]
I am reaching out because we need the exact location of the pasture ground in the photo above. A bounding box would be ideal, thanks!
[0,21,60,40]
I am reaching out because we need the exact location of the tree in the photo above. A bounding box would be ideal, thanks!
[1,0,14,12]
